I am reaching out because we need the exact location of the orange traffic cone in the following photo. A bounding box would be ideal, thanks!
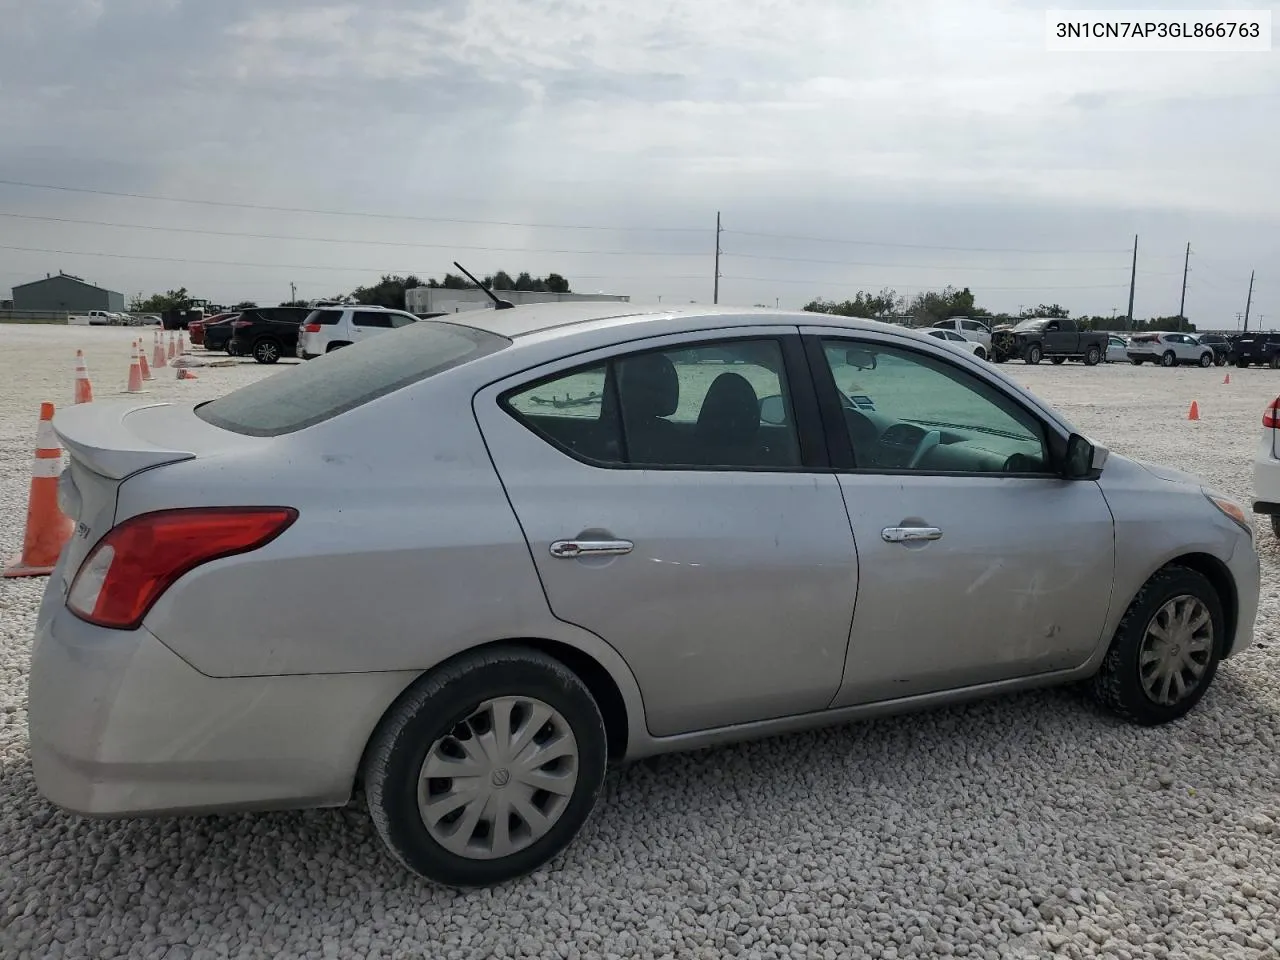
[153,331,167,370]
[1223,373,1231,385]
[138,339,153,381]
[3,403,74,578]
[73,350,94,404]
[1187,400,1200,421]
[176,368,198,380]
[167,333,176,361]
[126,350,144,393]
[178,332,187,356]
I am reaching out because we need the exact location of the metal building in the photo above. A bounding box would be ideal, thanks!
[405,287,629,315]
[11,272,125,313]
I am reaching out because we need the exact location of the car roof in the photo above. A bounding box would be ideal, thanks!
[451,301,907,341]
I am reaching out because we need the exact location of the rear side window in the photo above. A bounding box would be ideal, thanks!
[196,321,509,436]
[306,310,342,326]
[356,311,393,328]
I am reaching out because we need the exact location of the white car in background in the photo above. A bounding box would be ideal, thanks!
[927,317,992,352]
[920,327,988,360]
[1127,332,1215,368]
[1106,335,1128,363]
[1254,395,1280,537]
[297,305,420,359]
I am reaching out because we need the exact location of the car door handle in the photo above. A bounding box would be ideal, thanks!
[881,526,943,543]
[549,539,634,559]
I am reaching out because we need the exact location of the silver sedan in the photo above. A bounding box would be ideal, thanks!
[29,304,1260,888]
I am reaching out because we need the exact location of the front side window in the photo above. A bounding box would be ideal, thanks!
[818,339,1050,474]
[504,338,802,469]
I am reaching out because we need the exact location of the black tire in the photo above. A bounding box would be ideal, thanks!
[974,346,987,361]
[1199,352,1213,368]
[1051,356,1066,365]
[1161,350,1176,368]
[1272,514,1280,538]
[1025,344,1042,365]
[1084,345,1101,366]
[326,341,350,353]
[1271,354,1280,370]
[1215,354,1227,367]
[362,646,608,888]
[1089,565,1224,726]
[253,339,281,364]
[1237,358,1250,368]
[1130,358,1144,365]
[992,354,1006,363]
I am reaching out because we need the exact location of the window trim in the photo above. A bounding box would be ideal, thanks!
[802,332,1068,479]
[497,332,830,473]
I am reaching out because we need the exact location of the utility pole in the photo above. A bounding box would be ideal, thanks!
[290,281,297,303]
[1178,242,1190,326]
[713,211,722,305]
[1243,269,1255,332]
[1125,234,1138,327]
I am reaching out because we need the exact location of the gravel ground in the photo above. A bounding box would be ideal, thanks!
[2,324,1279,960]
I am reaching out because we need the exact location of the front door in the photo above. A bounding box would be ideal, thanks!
[473,330,859,737]
[802,331,1116,706]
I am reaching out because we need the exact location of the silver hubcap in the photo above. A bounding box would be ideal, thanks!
[418,696,578,860]
[1139,595,1213,706]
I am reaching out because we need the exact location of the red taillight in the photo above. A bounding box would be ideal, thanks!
[303,323,321,334]
[1264,397,1280,429]
[231,320,251,329]
[67,507,298,630]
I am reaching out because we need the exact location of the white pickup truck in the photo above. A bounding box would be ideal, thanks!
[67,310,118,326]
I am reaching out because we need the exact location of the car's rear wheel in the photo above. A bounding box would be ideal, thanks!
[1270,354,1280,370]
[974,346,987,360]
[1199,352,1213,368]
[1084,345,1101,366]
[1272,515,1280,538]
[252,339,281,364]
[1130,358,1144,365]
[1161,350,1177,367]
[1090,565,1223,725]
[362,646,608,888]
[1215,354,1228,367]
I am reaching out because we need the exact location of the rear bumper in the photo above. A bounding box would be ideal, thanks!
[28,595,419,817]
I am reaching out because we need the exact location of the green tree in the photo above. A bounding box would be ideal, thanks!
[351,274,424,309]
[545,273,570,294]
[803,288,903,319]
[134,287,194,313]
[1019,303,1070,319]
[232,301,258,311]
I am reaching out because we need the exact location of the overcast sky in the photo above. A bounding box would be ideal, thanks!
[0,0,1276,324]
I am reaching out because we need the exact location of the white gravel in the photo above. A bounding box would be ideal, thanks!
[2,324,1279,960]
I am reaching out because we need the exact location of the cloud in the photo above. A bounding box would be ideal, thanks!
[0,0,1275,319]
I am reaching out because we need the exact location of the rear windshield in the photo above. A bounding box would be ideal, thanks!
[195,320,510,436]
[306,309,343,325]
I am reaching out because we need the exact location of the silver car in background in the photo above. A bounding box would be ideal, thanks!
[29,304,1260,888]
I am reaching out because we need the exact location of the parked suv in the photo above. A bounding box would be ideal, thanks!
[200,314,242,353]
[1193,333,1232,366]
[1231,332,1280,369]
[296,306,420,359]
[227,306,314,364]
[1127,332,1215,367]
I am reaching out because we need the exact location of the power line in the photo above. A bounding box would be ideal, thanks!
[722,228,1130,256]
[722,249,1163,274]
[0,211,707,257]
[0,241,710,281]
[721,274,1133,292]
[0,179,707,234]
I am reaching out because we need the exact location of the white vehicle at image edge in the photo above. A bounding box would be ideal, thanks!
[1252,395,1280,537]
[28,305,1260,889]
[297,305,419,359]
[1106,335,1129,363]
[926,317,993,352]
[1127,332,1215,367]
[919,327,988,360]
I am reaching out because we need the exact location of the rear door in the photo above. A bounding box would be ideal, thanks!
[473,328,859,737]
[351,310,394,344]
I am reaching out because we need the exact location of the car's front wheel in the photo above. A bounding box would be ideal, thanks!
[362,646,608,888]
[252,339,281,364]
[1090,565,1223,725]
[1161,350,1177,367]
[1025,344,1042,365]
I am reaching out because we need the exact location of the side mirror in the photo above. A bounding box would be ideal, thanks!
[845,348,877,370]
[759,394,787,425]
[1064,433,1108,480]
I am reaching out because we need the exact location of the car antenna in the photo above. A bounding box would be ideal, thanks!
[453,261,514,310]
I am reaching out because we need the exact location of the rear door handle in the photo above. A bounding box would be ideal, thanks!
[882,526,943,543]
[549,539,634,559]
